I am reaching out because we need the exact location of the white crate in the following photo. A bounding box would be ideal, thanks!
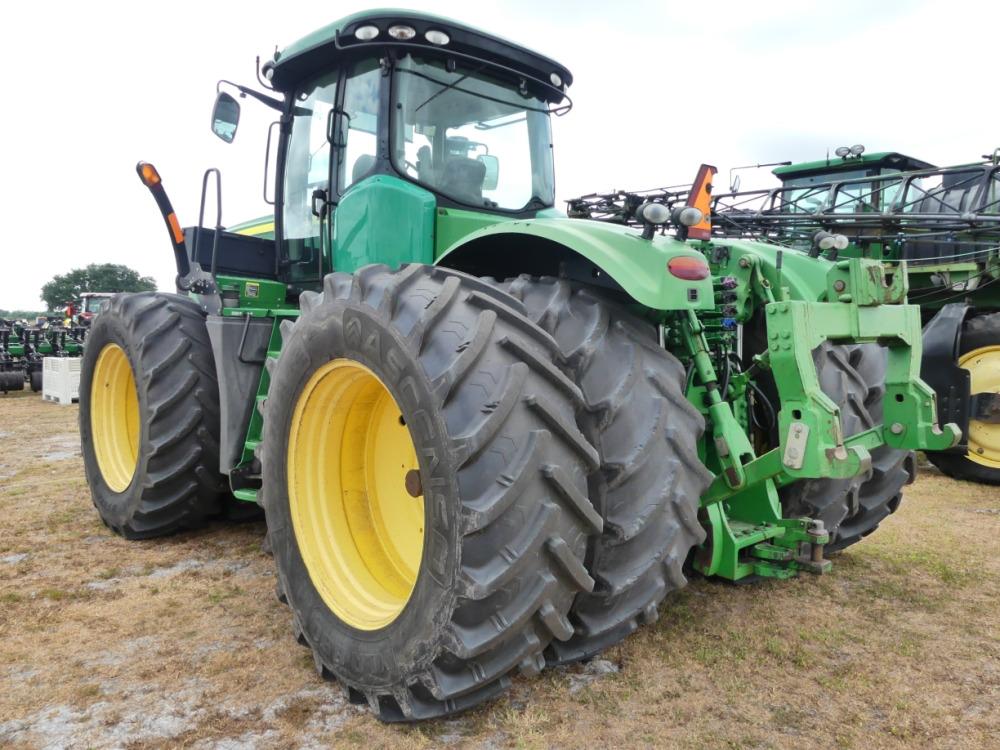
[42,357,82,405]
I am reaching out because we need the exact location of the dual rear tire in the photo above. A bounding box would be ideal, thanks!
[261,267,711,718]
[498,276,711,664]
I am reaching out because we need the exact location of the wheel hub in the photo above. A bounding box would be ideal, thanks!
[287,359,424,631]
[961,345,1000,469]
[90,343,140,493]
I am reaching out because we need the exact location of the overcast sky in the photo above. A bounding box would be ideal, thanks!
[4,0,998,309]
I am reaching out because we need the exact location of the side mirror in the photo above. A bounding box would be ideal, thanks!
[211,92,240,143]
[730,174,741,193]
[479,154,499,191]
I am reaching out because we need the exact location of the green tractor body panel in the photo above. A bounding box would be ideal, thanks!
[227,216,275,239]
[433,207,505,256]
[437,217,715,311]
[333,175,437,272]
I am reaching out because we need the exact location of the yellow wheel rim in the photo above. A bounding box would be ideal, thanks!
[961,345,1000,468]
[90,343,140,493]
[288,359,425,630]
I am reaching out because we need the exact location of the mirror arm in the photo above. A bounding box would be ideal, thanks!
[217,79,284,112]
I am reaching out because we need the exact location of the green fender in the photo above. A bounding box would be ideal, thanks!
[436,217,715,311]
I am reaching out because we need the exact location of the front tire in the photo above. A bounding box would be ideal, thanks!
[79,293,225,539]
[262,265,600,721]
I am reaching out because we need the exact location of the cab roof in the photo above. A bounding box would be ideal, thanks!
[266,8,572,97]
[772,152,936,181]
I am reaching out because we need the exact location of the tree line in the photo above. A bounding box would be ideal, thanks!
[37,264,157,312]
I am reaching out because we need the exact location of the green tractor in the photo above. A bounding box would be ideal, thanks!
[80,11,958,721]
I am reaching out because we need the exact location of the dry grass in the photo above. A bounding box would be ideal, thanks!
[1,391,997,749]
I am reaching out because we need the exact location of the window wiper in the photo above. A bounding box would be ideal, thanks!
[414,63,489,114]
[475,115,527,131]
[400,67,553,114]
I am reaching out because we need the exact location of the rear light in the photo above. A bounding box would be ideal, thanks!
[668,256,710,281]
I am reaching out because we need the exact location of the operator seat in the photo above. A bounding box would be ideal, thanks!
[351,153,377,186]
[441,157,486,205]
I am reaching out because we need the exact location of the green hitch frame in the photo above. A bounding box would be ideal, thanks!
[682,256,960,581]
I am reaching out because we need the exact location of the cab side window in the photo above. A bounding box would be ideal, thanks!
[339,59,381,193]
[282,71,339,264]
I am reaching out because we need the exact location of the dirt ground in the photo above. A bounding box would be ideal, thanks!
[0,392,997,750]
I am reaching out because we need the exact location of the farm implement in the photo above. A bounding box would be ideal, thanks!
[0,316,86,393]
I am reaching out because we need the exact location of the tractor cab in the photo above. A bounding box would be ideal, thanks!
[193,10,570,298]
[77,292,113,322]
[769,147,936,215]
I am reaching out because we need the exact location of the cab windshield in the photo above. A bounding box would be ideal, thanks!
[781,169,874,214]
[392,54,555,212]
[781,168,904,214]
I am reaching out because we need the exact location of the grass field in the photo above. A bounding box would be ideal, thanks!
[1,391,997,749]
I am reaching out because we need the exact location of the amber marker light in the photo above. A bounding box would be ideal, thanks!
[137,162,162,187]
